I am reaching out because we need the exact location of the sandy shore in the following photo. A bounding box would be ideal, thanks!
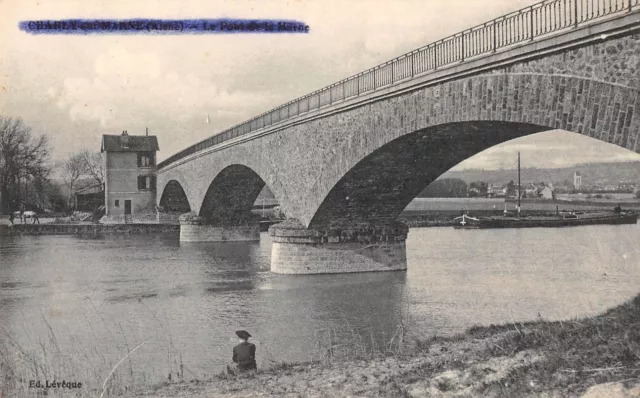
[124,295,640,398]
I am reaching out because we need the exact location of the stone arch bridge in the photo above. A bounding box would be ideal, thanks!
[157,2,640,274]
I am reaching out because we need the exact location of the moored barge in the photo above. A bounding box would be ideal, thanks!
[453,211,638,229]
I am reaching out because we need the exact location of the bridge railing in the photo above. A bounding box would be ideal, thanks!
[157,0,639,170]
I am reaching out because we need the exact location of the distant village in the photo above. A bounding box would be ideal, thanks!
[420,171,640,200]
[487,172,637,199]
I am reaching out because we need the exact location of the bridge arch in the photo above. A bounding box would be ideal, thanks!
[198,164,267,224]
[305,73,640,228]
[158,179,191,214]
[308,121,545,228]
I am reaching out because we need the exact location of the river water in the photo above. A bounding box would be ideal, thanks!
[1,224,639,389]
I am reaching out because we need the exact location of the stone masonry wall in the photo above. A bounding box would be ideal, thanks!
[6,223,179,236]
[270,241,407,274]
[268,219,408,273]
[157,213,181,224]
[101,213,159,224]
[179,224,259,242]
[501,33,640,89]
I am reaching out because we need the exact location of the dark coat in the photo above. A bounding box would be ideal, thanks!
[232,341,256,371]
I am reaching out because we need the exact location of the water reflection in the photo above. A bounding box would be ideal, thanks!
[248,271,409,363]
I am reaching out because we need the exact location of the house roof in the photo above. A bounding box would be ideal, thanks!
[101,134,159,152]
[74,183,103,195]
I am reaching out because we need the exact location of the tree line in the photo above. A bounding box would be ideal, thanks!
[0,116,103,214]
[417,178,518,198]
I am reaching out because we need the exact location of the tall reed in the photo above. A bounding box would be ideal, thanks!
[0,302,187,397]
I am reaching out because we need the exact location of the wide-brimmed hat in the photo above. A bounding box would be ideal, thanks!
[235,330,251,339]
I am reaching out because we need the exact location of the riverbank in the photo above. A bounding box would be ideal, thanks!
[125,294,640,397]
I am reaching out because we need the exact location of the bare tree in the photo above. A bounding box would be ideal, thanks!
[0,116,51,213]
[79,149,104,187]
[61,153,85,209]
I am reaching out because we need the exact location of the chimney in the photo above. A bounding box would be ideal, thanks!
[121,130,129,147]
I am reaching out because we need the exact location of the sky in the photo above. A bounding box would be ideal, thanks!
[0,0,638,170]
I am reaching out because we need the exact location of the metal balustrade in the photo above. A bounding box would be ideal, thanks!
[157,0,639,170]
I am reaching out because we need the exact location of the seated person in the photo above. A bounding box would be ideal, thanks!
[228,330,256,374]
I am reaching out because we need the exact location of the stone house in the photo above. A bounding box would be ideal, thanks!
[101,131,159,223]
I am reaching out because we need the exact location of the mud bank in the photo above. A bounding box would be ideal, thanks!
[124,295,640,397]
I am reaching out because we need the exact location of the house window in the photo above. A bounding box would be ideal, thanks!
[137,175,156,190]
[137,152,155,167]
[115,200,119,207]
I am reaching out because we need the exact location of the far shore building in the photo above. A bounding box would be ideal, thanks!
[573,171,582,190]
[101,131,159,223]
[523,182,554,199]
[538,186,554,200]
[524,184,538,198]
[487,183,507,198]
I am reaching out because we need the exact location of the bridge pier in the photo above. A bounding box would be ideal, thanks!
[269,220,408,274]
[179,214,260,242]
